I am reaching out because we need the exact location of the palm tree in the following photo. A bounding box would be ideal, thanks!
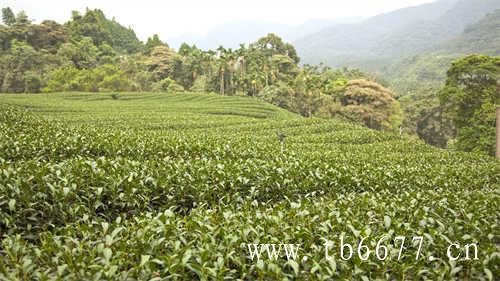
[217,46,227,95]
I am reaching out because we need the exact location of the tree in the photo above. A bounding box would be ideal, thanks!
[439,54,500,155]
[154,77,184,93]
[0,40,42,93]
[57,37,98,69]
[293,68,324,117]
[98,71,133,92]
[24,71,42,93]
[399,89,455,148]
[252,33,299,64]
[68,8,144,52]
[1,7,15,26]
[339,79,403,131]
[28,20,69,52]
[44,64,135,92]
[257,82,294,110]
[15,11,30,25]
[42,66,80,92]
[145,34,167,54]
[146,45,179,81]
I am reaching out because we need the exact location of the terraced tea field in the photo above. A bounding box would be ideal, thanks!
[0,92,499,280]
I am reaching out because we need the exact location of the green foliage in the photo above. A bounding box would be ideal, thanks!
[0,92,498,280]
[337,79,402,131]
[57,37,98,69]
[98,73,133,93]
[325,77,348,97]
[453,102,497,155]
[440,54,500,155]
[144,34,166,54]
[104,17,142,53]
[0,40,44,93]
[23,71,42,93]
[252,33,300,64]
[66,9,141,53]
[146,46,180,81]
[154,77,184,93]
[381,54,457,95]
[15,11,29,25]
[42,66,79,92]
[189,75,209,92]
[399,89,455,147]
[1,7,16,26]
[257,82,294,110]
[0,8,429,134]
[43,64,134,92]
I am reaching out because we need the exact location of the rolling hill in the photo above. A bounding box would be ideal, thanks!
[0,92,498,279]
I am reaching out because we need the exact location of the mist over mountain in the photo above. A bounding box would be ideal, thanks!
[368,7,500,95]
[167,18,362,50]
[294,0,500,66]
[436,8,500,55]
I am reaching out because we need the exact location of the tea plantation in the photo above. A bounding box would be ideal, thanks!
[0,92,498,280]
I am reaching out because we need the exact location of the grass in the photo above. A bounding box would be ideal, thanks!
[0,92,498,280]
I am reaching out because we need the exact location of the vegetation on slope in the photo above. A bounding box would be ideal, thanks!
[0,4,498,154]
[378,8,500,95]
[397,55,499,154]
[0,9,403,133]
[437,9,500,55]
[0,93,498,280]
[295,0,500,66]
[439,55,500,156]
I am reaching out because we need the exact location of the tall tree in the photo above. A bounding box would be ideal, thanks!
[146,45,179,81]
[1,7,16,26]
[15,11,30,25]
[440,54,500,155]
[338,79,403,131]
[144,34,167,54]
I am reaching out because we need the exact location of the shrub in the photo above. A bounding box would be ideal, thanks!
[189,75,208,92]
[155,77,184,93]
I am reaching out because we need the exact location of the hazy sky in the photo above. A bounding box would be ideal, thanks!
[1,0,436,40]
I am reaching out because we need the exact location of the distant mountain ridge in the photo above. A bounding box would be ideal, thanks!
[166,18,362,50]
[435,9,500,55]
[294,0,500,66]
[368,8,500,95]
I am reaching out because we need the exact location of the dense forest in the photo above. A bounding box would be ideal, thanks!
[0,6,498,156]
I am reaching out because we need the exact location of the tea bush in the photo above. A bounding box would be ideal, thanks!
[0,92,498,280]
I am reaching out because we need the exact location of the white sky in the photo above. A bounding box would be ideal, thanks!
[1,0,436,40]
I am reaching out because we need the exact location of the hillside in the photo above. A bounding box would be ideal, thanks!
[376,9,500,94]
[295,0,500,67]
[68,9,143,53]
[1,92,499,279]
[436,9,500,55]
[0,92,298,121]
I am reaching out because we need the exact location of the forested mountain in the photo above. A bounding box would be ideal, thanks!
[377,8,500,95]
[436,9,500,55]
[295,0,500,66]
